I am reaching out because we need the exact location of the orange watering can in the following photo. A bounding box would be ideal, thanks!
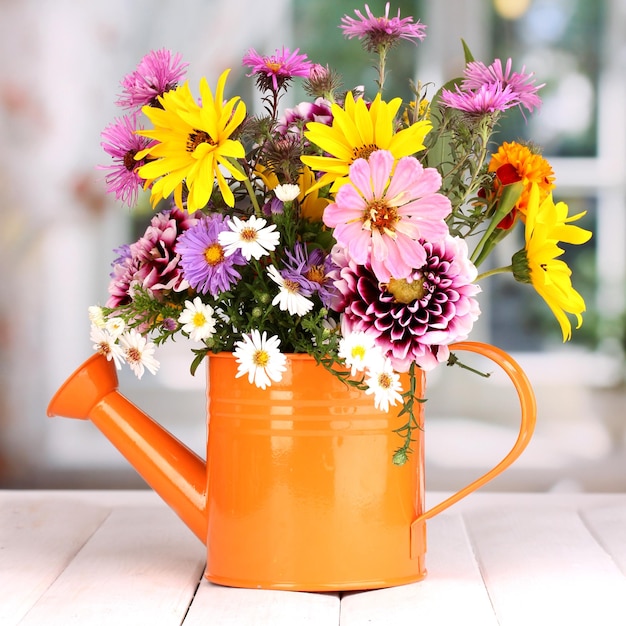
[47,341,535,591]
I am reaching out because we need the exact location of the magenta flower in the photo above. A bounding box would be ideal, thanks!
[107,208,198,307]
[99,114,152,207]
[340,3,426,52]
[323,149,451,283]
[461,58,543,113]
[176,214,245,297]
[242,47,313,92]
[440,82,519,115]
[276,97,333,136]
[116,49,188,110]
[331,236,481,372]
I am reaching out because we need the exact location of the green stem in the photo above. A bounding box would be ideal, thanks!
[377,45,387,94]
[475,265,513,282]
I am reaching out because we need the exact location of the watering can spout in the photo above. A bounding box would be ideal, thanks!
[47,353,208,544]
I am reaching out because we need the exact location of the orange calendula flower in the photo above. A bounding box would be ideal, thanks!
[301,91,431,194]
[512,183,592,341]
[489,141,555,220]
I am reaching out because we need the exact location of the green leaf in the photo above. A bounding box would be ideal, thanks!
[461,39,476,63]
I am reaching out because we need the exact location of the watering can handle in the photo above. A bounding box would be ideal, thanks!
[413,340,536,527]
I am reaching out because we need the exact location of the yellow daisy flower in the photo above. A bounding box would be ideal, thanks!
[136,69,246,210]
[488,141,555,217]
[301,91,431,193]
[512,184,592,341]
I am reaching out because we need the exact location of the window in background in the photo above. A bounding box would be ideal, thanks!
[488,0,609,352]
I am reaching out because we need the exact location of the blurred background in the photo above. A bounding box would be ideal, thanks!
[1,0,624,491]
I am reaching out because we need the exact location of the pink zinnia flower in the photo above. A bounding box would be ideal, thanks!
[340,3,426,52]
[242,47,313,92]
[116,49,188,110]
[331,236,481,372]
[462,58,543,113]
[323,149,451,283]
[99,114,151,207]
[440,82,519,115]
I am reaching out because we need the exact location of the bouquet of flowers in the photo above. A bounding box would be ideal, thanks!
[89,3,592,464]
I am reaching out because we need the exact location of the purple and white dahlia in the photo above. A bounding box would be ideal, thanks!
[332,236,481,371]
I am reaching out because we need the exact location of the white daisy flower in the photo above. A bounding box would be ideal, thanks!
[88,305,106,328]
[105,316,126,338]
[274,183,300,202]
[178,297,217,342]
[118,329,160,379]
[338,330,383,376]
[218,215,280,261]
[364,359,403,412]
[90,324,125,370]
[234,329,287,390]
[267,265,314,316]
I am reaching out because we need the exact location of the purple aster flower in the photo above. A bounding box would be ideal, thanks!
[175,214,245,297]
[440,82,519,115]
[281,242,339,308]
[340,3,427,52]
[116,49,188,110]
[331,236,481,372]
[242,47,313,92]
[99,114,152,207]
[462,58,543,114]
[262,197,285,217]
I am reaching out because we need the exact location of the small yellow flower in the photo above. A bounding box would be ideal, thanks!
[512,184,592,341]
[301,91,431,193]
[136,69,246,211]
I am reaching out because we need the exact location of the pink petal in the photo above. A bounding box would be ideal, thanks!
[367,150,394,198]
[347,159,376,202]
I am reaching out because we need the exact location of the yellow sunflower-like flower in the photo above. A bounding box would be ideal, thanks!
[136,69,246,211]
[301,91,431,193]
[512,183,592,341]
[489,141,555,217]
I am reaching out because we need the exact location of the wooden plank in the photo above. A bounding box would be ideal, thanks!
[581,502,626,575]
[18,505,206,626]
[0,493,111,625]
[184,581,340,625]
[463,506,626,626]
[339,513,498,626]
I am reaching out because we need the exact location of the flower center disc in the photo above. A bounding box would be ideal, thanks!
[365,199,398,234]
[352,143,379,162]
[387,277,426,304]
[204,243,224,266]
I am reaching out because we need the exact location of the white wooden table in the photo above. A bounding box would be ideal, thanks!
[2,490,626,625]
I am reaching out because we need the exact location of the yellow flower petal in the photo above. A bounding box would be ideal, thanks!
[135,69,246,211]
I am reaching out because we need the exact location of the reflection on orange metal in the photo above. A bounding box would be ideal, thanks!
[47,342,535,591]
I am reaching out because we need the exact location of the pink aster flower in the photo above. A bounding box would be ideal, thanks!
[116,49,188,110]
[340,2,426,52]
[99,114,152,207]
[331,236,481,372]
[323,149,451,283]
[440,82,519,115]
[462,58,543,114]
[242,47,313,92]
